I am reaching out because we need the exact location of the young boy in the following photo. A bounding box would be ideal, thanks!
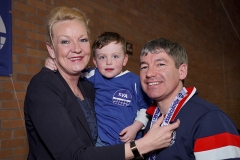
[45,32,151,146]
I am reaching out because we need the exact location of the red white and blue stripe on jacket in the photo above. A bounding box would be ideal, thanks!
[145,87,240,160]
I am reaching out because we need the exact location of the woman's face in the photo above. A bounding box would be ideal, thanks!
[47,20,91,76]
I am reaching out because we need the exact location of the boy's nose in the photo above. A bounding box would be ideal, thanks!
[106,58,112,65]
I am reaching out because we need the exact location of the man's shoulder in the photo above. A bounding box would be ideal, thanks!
[188,95,220,112]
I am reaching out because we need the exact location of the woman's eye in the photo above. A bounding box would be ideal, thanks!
[60,40,69,44]
[80,38,89,42]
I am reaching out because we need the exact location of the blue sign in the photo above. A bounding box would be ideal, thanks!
[0,0,12,76]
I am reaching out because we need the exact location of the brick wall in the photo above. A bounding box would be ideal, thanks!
[0,0,239,159]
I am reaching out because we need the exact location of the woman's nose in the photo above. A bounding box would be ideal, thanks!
[71,42,82,53]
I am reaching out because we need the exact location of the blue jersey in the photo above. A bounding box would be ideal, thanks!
[83,68,151,145]
[145,89,240,160]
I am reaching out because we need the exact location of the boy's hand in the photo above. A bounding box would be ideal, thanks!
[45,57,57,71]
[119,120,144,143]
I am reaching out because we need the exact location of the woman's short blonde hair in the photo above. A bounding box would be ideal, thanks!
[46,6,90,45]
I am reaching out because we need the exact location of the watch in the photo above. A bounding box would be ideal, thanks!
[130,141,144,160]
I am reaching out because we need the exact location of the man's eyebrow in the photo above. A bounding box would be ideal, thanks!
[140,58,167,66]
[155,58,165,62]
[140,61,147,66]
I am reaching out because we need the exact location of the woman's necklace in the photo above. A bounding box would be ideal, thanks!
[74,92,84,100]
[75,93,81,98]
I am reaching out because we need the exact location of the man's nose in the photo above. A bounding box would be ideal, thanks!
[146,66,157,77]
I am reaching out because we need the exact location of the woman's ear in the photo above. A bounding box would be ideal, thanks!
[179,63,188,80]
[46,42,56,59]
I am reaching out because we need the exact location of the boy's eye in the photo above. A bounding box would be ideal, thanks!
[113,55,119,58]
[99,56,105,59]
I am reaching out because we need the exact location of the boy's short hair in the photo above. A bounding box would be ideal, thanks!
[92,32,126,57]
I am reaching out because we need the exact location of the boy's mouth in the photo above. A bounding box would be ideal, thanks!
[105,68,114,72]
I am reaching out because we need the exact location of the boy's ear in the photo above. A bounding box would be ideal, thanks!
[46,42,56,59]
[179,63,188,80]
[93,58,97,67]
[122,54,128,66]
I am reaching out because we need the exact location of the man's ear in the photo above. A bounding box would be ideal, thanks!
[179,63,188,80]
[122,54,128,66]
[93,58,97,68]
[46,42,56,59]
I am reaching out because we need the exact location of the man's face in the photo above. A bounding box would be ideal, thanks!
[140,51,187,103]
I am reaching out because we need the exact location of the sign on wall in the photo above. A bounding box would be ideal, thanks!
[0,0,12,76]
[126,42,133,55]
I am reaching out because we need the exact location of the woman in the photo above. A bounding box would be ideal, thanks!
[24,6,180,160]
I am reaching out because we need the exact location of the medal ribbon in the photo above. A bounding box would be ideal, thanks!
[148,87,196,160]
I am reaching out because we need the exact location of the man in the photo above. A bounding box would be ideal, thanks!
[140,38,240,160]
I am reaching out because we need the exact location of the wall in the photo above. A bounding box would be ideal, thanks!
[0,0,239,159]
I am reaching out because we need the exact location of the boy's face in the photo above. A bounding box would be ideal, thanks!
[93,42,128,78]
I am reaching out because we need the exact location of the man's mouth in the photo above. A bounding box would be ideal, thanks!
[148,82,160,86]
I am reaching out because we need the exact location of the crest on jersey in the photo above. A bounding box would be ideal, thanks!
[112,89,132,106]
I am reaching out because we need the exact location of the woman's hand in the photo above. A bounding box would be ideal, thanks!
[135,116,180,154]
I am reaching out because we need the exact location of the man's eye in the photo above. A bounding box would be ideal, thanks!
[158,63,165,66]
[140,66,148,70]
[113,55,119,58]
[99,56,105,59]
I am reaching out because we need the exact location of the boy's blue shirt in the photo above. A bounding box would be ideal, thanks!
[82,68,151,145]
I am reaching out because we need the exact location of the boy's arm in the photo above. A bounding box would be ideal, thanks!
[135,109,149,129]
[45,57,95,83]
[45,57,57,71]
[119,120,144,143]
[134,79,151,129]
[119,109,148,143]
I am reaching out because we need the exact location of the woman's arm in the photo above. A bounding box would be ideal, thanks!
[124,115,180,159]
